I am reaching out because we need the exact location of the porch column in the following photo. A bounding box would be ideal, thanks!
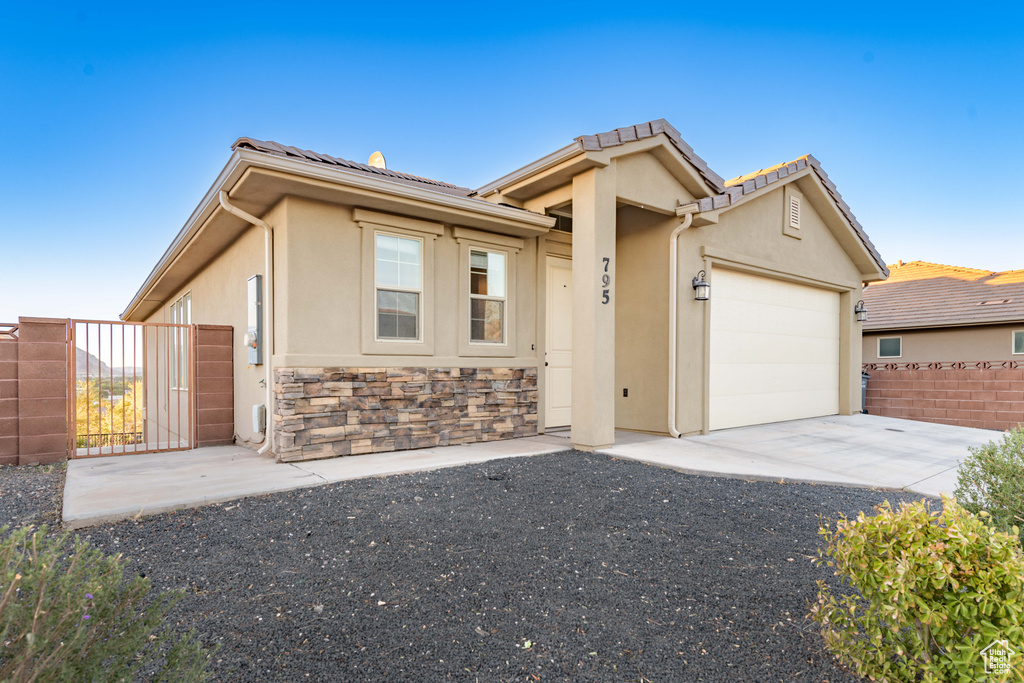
[571,165,617,450]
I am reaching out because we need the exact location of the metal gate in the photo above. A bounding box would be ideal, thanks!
[68,320,195,458]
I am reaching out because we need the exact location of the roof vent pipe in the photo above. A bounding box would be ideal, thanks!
[218,191,275,456]
[668,203,699,438]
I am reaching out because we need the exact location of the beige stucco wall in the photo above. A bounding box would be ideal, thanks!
[273,197,540,368]
[863,323,1024,363]
[146,205,279,445]
[674,182,866,435]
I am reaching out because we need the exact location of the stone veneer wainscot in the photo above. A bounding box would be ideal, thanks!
[273,367,538,462]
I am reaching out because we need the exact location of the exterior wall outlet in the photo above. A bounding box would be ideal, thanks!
[623,388,628,397]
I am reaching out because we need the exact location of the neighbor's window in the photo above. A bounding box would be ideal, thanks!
[469,249,506,343]
[375,233,421,340]
[878,336,902,359]
[170,292,191,389]
[1014,330,1024,355]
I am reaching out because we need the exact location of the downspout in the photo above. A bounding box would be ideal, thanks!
[217,191,275,456]
[668,203,699,438]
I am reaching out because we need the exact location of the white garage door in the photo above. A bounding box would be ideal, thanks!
[709,269,840,430]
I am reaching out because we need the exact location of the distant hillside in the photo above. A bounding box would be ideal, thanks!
[75,348,109,377]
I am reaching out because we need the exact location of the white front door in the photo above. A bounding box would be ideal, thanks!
[545,256,573,428]
[709,269,840,430]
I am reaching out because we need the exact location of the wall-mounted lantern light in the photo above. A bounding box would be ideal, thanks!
[692,270,710,301]
[854,300,867,322]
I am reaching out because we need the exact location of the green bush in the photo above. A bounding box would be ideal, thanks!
[0,525,214,682]
[954,426,1024,538]
[810,497,1024,682]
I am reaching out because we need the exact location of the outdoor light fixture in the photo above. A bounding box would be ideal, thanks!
[855,300,867,322]
[692,270,710,301]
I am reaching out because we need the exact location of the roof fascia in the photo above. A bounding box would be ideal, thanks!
[475,141,584,197]
[864,318,1024,332]
[122,149,556,321]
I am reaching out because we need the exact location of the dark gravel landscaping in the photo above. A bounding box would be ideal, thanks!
[0,463,65,529]
[58,451,925,682]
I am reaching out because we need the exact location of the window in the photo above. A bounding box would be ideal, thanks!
[169,292,191,389]
[469,249,506,343]
[878,336,901,359]
[375,233,421,341]
[1014,330,1024,355]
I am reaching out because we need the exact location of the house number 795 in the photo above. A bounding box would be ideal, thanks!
[601,257,611,304]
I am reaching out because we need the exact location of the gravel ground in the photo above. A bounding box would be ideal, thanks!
[64,451,927,682]
[0,463,65,529]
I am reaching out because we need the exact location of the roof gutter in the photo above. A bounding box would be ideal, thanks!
[474,141,584,197]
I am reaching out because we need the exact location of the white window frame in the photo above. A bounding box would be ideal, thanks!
[468,247,508,346]
[373,231,424,343]
[877,336,902,359]
[356,208,440,356]
[455,227,521,358]
[1013,330,1024,355]
[169,291,191,389]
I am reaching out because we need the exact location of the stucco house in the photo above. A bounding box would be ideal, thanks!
[122,119,888,462]
[862,261,1024,431]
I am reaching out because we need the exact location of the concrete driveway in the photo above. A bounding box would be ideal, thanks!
[63,414,999,529]
[598,413,998,498]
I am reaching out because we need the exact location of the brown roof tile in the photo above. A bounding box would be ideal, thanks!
[232,137,476,198]
[574,119,727,193]
[862,261,1024,330]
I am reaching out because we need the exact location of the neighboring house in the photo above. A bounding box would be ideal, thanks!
[862,261,1024,431]
[122,118,888,462]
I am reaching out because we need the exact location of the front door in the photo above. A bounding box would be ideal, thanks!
[545,256,572,428]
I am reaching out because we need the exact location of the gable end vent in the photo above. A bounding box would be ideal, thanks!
[788,194,801,230]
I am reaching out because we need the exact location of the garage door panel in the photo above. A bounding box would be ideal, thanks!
[711,332,840,366]
[711,389,840,430]
[709,270,840,431]
[710,363,839,397]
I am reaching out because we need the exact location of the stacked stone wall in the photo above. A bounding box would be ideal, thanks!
[273,367,538,462]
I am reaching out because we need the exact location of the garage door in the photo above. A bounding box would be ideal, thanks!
[709,269,840,430]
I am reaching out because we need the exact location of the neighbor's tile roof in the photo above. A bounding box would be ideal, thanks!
[575,119,727,193]
[862,261,1024,330]
[232,137,476,198]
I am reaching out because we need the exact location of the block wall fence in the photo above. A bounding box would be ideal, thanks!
[863,361,1024,432]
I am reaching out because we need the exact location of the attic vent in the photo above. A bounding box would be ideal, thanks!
[788,194,801,230]
[978,299,1012,305]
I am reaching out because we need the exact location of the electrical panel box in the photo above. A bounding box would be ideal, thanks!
[247,275,263,365]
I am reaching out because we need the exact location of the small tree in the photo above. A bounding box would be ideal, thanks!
[810,497,1024,682]
[0,525,214,682]
[955,426,1024,539]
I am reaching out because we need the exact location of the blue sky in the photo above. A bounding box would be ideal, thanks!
[1,2,1022,321]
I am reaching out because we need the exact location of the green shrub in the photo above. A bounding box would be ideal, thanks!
[0,525,214,682]
[954,427,1024,538]
[810,497,1024,682]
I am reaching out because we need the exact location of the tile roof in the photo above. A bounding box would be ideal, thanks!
[232,137,475,198]
[862,261,1024,330]
[575,119,727,193]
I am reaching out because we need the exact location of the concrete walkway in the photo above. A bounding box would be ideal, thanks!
[63,415,999,529]
[601,414,996,497]
[62,434,570,529]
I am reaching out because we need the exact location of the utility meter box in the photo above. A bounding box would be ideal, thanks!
[247,275,263,365]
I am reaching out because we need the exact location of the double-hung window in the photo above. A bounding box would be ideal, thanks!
[375,233,422,341]
[469,249,506,344]
[169,292,191,389]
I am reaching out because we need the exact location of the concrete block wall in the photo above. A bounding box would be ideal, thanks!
[864,363,1024,431]
[193,324,234,447]
[15,318,69,465]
